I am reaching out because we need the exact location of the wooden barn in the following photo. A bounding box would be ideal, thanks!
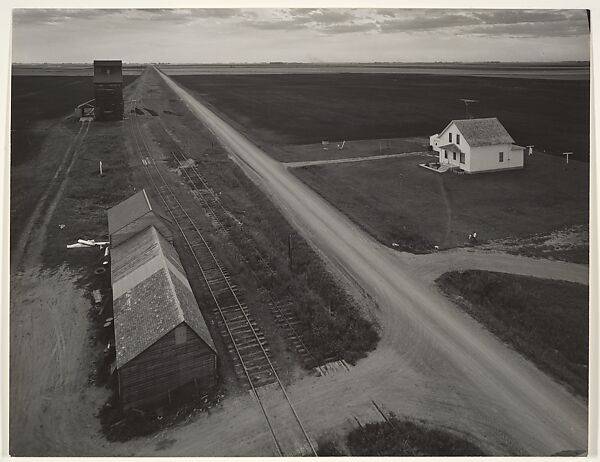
[107,189,173,247]
[110,225,217,409]
[94,60,124,121]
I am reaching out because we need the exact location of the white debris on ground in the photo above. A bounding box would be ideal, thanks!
[173,158,196,176]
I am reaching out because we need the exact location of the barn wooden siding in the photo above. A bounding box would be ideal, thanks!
[94,83,124,121]
[94,60,124,121]
[119,323,217,409]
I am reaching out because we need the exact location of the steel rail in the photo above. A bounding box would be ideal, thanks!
[126,82,285,456]
[167,144,321,370]
[155,122,318,459]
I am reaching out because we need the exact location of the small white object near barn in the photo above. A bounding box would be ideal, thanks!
[429,118,524,173]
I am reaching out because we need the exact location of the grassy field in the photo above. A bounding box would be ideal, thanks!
[292,152,588,253]
[171,73,590,161]
[278,137,429,163]
[10,75,138,250]
[437,270,588,397]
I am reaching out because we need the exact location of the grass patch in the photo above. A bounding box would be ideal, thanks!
[10,75,139,252]
[171,73,589,161]
[168,154,380,365]
[292,152,588,255]
[42,121,137,273]
[318,415,485,456]
[436,270,588,397]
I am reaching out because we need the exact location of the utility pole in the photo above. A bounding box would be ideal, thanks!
[563,152,573,164]
[459,98,478,119]
[288,234,293,270]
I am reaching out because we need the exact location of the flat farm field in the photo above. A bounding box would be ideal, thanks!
[11,74,139,165]
[10,74,138,250]
[170,73,590,162]
[293,153,589,254]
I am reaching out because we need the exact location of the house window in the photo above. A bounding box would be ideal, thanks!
[453,152,457,161]
[443,150,447,159]
[499,152,504,162]
[449,132,453,143]
[457,134,461,144]
[460,152,465,164]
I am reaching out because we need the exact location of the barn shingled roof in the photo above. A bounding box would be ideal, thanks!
[111,226,215,368]
[443,117,515,147]
[107,189,169,236]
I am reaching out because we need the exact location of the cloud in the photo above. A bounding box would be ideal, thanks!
[466,21,589,38]
[13,8,590,39]
[472,9,574,25]
[320,22,378,34]
[13,8,109,25]
[377,9,589,38]
[379,12,481,33]
[12,8,256,27]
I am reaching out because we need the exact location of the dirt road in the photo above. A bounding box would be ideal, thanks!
[403,248,589,285]
[158,67,588,455]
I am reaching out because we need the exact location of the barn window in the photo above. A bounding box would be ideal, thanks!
[453,152,457,161]
[457,134,461,144]
[449,132,453,142]
[499,152,504,162]
[460,152,465,163]
[175,325,187,344]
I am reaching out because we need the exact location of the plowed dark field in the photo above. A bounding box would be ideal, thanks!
[11,75,138,165]
[171,73,590,161]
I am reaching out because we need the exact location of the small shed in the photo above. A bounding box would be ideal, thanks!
[94,60,124,121]
[112,225,217,409]
[107,189,173,247]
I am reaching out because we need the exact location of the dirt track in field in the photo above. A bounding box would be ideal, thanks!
[158,66,588,455]
[283,151,426,168]
[9,119,112,456]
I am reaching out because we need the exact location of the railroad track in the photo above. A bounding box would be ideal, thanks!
[158,128,326,371]
[124,77,317,456]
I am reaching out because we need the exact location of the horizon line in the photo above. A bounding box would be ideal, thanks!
[12,60,591,66]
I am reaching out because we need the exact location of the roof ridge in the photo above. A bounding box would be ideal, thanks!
[142,189,153,211]
[152,226,186,323]
[452,116,498,123]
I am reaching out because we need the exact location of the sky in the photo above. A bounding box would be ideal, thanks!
[11,8,590,63]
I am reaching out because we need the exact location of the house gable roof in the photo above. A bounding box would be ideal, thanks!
[441,117,515,147]
[439,143,462,152]
[111,226,215,368]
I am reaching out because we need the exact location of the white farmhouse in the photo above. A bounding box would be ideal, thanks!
[429,118,524,173]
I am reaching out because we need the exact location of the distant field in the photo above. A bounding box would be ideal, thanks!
[12,64,145,76]
[11,75,138,165]
[160,62,590,80]
[293,153,588,253]
[170,73,590,161]
[437,270,588,397]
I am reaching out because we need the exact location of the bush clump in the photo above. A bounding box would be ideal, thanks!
[346,416,485,456]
